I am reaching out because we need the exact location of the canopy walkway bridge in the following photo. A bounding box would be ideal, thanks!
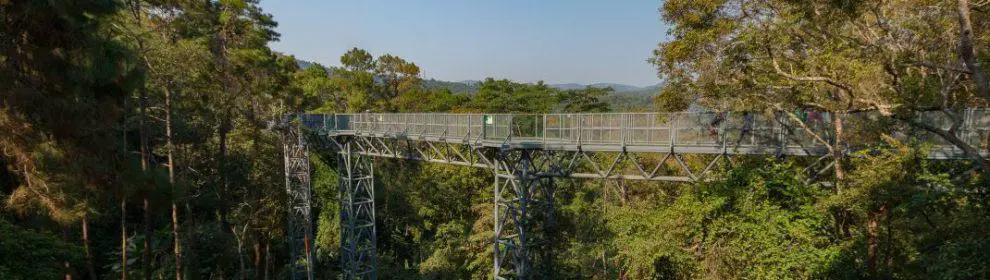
[280,110,990,280]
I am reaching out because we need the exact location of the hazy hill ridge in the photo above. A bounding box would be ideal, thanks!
[424,79,661,95]
[295,58,659,95]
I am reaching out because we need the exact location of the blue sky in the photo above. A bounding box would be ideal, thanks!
[260,0,669,87]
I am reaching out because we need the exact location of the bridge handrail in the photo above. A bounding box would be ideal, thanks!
[296,110,990,156]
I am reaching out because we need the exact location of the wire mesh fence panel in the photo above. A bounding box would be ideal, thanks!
[351,114,365,132]
[510,114,542,140]
[578,114,622,144]
[548,114,578,143]
[300,114,325,132]
[484,114,512,141]
[433,114,448,137]
[468,114,485,141]
[674,112,722,146]
[969,109,990,151]
[773,112,830,149]
[911,110,988,154]
[383,114,400,135]
[543,114,565,142]
[446,114,466,140]
[413,114,429,136]
[913,111,954,146]
[623,113,674,145]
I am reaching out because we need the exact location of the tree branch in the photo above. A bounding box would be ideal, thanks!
[768,48,854,94]
[855,98,899,116]
[772,103,835,151]
[956,0,990,99]
[908,61,973,74]
[891,113,989,172]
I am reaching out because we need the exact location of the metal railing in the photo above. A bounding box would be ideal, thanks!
[298,110,990,156]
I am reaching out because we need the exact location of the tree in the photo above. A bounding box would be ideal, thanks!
[375,54,421,111]
[651,0,990,174]
[291,61,341,113]
[556,86,612,113]
[341,47,375,72]
[336,48,378,112]
[1,1,140,279]
[466,79,556,113]
[0,218,84,279]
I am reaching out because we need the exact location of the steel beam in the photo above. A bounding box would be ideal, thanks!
[338,137,377,280]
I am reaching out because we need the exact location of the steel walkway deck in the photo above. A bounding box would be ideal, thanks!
[299,110,990,159]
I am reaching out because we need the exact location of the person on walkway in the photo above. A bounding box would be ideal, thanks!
[736,112,754,146]
[710,112,726,137]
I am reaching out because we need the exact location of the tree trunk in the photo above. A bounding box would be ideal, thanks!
[883,207,894,271]
[62,228,74,280]
[232,224,247,280]
[867,205,886,278]
[118,62,130,280]
[143,198,151,280]
[218,117,231,228]
[956,0,990,99]
[166,83,183,280]
[602,179,608,213]
[217,118,231,280]
[184,200,195,277]
[172,202,182,279]
[138,82,151,280]
[127,0,153,275]
[122,199,128,280]
[832,112,846,193]
[618,180,628,206]
[82,209,97,280]
[253,238,262,278]
[139,88,152,280]
[263,242,270,280]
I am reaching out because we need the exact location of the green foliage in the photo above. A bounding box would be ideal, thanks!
[466,79,557,113]
[463,78,611,113]
[557,86,612,113]
[0,217,83,279]
[1,0,140,225]
[423,79,480,94]
[646,2,990,278]
[601,91,655,111]
[596,162,839,279]
[292,62,340,113]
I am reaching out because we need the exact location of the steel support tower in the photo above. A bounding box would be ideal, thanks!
[338,137,378,279]
[493,149,557,279]
[283,125,316,280]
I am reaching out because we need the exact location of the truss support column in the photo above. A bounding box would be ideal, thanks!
[338,137,378,280]
[493,149,555,280]
[283,127,316,280]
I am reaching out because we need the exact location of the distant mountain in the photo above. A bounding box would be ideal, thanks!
[588,83,642,92]
[423,79,480,93]
[288,58,661,95]
[296,60,314,70]
[549,83,587,91]
[549,82,661,94]
[422,79,663,98]
[420,78,662,111]
[458,80,481,86]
